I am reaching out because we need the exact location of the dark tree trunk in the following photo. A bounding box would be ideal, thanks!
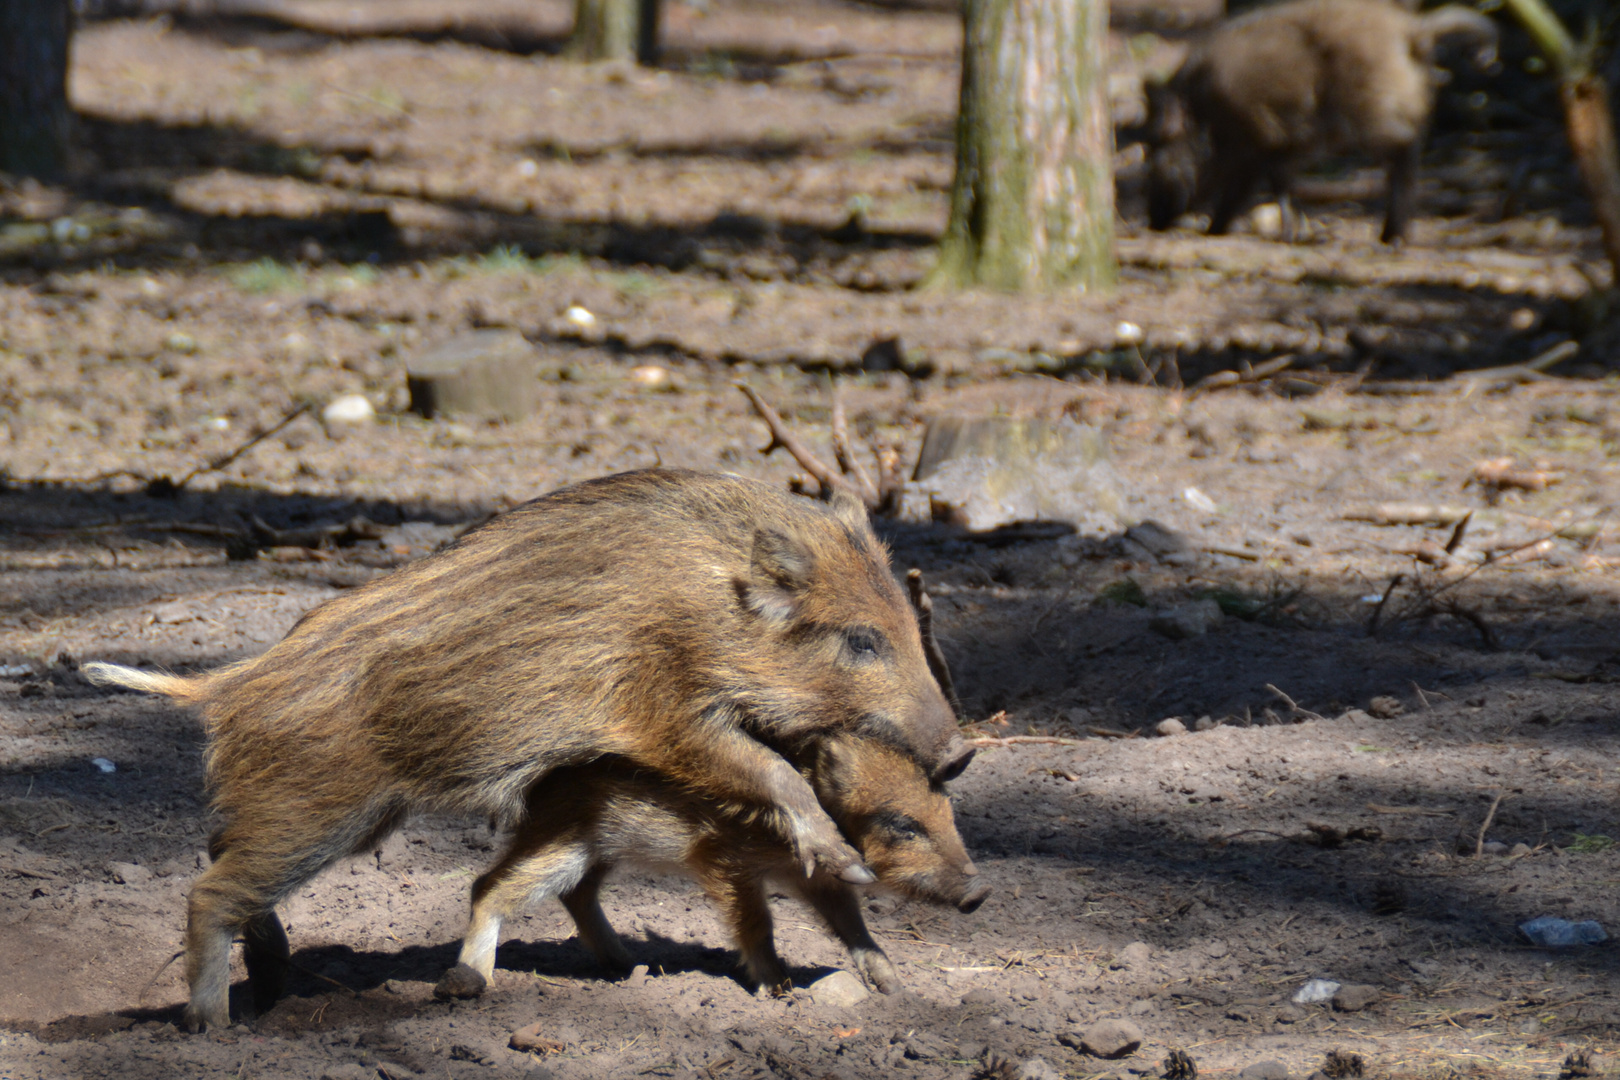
[0,0,73,181]
[929,0,1115,291]
[570,0,660,64]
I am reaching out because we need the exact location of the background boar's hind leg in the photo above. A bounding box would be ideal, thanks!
[795,875,902,994]
[241,911,290,1016]
[440,837,594,998]
[1382,141,1421,244]
[708,870,790,996]
[560,864,634,972]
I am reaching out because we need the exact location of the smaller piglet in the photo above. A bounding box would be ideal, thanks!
[435,736,989,999]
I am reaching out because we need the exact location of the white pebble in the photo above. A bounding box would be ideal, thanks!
[1182,486,1218,514]
[1114,321,1144,347]
[629,364,672,390]
[91,757,117,774]
[323,394,375,425]
[564,305,596,328]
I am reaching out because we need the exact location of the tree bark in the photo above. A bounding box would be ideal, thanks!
[0,0,73,181]
[569,0,660,63]
[928,0,1115,292]
[1500,0,1620,280]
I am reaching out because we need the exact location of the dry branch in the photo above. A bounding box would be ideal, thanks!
[906,569,963,717]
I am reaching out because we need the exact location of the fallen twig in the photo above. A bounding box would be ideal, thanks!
[1367,573,1404,636]
[1366,803,1456,817]
[1266,683,1326,721]
[1474,789,1507,857]
[906,569,962,717]
[966,735,1086,747]
[829,382,879,506]
[165,402,313,494]
[1345,504,1471,526]
[736,382,849,498]
[1189,354,1295,395]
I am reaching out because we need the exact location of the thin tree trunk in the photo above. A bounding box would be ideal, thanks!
[928,0,1115,292]
[1501,0,1620,278]
[0,0,73,181]
[570,0,659,63]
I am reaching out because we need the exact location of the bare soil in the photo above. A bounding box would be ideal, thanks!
[1,1,1618,1078]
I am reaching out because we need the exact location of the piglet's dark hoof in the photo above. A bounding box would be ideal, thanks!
[434,963,488,1000]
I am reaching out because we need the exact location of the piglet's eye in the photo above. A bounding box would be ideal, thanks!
[875,812,923,839]
[843,628,885,660]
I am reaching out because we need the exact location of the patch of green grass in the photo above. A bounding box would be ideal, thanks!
[227,258,304,295]
[1568,833,1615,854]
[1353,744,1393,753]
[1098,578,1147,607]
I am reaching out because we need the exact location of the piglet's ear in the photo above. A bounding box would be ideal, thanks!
[740,528,812,624]
[827,486,869,532]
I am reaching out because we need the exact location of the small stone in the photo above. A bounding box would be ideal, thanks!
[960,988,999,1007]
[1192,715,1218,731]
[1150,599,1224,640]
[1331,984,1381,1012]
[1113,941,1152,969]
[1367,696,1404,718]
[1241,1063,1289,1080]
[164,331,199,354]
[1155,717,1187,737]
[1114,321,1145,347]
[90,757,116,773]
[1018,1058,1063,1080]
[509,1022,566,1054]
[625,963,650,987]
[107,861,152,885]
[563,305,596,328]
[1080,1018,1144,1059]
[629,364,673,391]
[1510,842,1532,857]
[809,970,869,1008]
[322,394,375,428]
[1481,840,1509,856]
[320,1066,376,1080]
[1292,979,1340,1004]
[433,963,486,1000]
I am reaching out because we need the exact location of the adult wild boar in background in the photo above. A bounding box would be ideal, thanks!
[1146,0,1498,243]
[83,468,973,1031]
[435,736,989,1001]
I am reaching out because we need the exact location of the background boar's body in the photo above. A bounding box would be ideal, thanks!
[82,467,968,1031]
[1148,0,1497,242]
[435,737,988,1001]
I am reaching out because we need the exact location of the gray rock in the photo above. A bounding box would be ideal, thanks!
[107,861,152,885]
[1113,941,1152,969]
[960,988,1000,1007]
[320,1066,377,1080]
[1331,984,1381,1012]
[1481,841,1509,856]
[1155,717,1187,737]
[1079,1018,1144,1058]
[1122,520,1195,565]
[1240,1062,1290,1080]
[1018,1058,1063,1080]
[1510,842,1533,857]
[405,329,541,422]
[900,416,1121,532]
[1193,715,1219,731]
[809,970,870,1008]
[1150,599,1224,640]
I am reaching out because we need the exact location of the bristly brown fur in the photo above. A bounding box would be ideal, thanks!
[1148,0,1497,243]
[85,468,970,1031]
[436,736,989,999]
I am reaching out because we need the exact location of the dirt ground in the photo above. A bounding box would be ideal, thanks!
[1,0,1619,1077]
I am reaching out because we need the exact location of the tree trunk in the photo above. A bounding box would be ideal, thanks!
[569,0,659,63]
[1500,0,1620,280]
[0,0,73,181]
[928,0,1115,291]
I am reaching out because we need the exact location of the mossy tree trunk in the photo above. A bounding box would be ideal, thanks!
[570,0,661,64]
[928,0,1115,291]
[1500,0,1620,277]
[0,0,72,181]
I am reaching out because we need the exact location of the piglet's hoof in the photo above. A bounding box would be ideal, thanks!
[434,963,488,1000]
